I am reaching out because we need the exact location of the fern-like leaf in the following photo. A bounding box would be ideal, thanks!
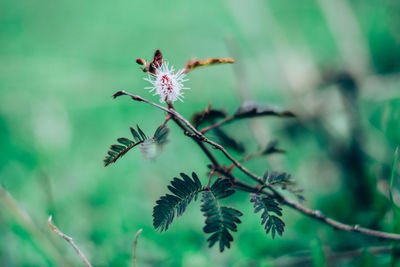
[210,178,235,199]
[153,125,170,146]
[140,124,170,160]
[201,179,242,252]
[104,124,170,165]
[250,193,285,238]
[104,125,147,166]
[153,172,203,232]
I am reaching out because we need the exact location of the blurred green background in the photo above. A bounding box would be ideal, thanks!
[1,0,400,266]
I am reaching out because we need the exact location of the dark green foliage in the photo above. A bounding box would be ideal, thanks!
[153,172,203,232]
[137,125,147,140]
[130,126,142,142]
[104,125,148,166]
[153,125,170,146]
[234,101,295,119]
[250,193,285,239]
[210,178,235,199]
[201,178,242,252]
[104,124,170,165]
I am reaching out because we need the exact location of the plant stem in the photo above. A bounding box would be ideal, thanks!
[48,216,92,267]
[132,228,143,267]
[115,90,400,241]
[207,168,215,188]
[200,116,234,134]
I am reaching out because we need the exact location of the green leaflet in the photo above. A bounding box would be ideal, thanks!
[153,172,203,232]
[104,124,170,166]
[250,193,285,239]
[201,178,242,252]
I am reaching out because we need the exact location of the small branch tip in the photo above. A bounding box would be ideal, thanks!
[47,215,92,267]
[112,91,126,99]
[133,228,143,267]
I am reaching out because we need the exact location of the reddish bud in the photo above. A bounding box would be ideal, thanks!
[136,58,146,65]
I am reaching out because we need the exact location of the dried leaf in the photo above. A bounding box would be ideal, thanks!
[185,58,235,72]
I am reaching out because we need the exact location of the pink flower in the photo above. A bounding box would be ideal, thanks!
[144,62,189,103]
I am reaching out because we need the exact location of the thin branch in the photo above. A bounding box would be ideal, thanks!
[173,115,220,167]
[200,107,295,134]
[200,116,234,134]
[238,144,285,164]
[218,160,400,240]
[48,216,93,267]
[132,228,143,267]
[114,90,400,241]
[276,192,400,240]
[238,153,259,163]
[114,91,264,184]
[230,173,400,240]
[229,175,400,241]
[161,115,172,128]
[115,91,221,167]
[114,91,211,139]
[207,168,215,188]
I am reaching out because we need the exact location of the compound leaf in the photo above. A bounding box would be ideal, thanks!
[210,178,235,199]
[201,179,242,252]
[153,125,170,146]
[104,125,148,166]
[153,172,203,232]
[104,124,170,165]
[250,193,285,238]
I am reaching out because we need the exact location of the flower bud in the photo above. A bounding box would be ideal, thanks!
[136,58,146,65]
